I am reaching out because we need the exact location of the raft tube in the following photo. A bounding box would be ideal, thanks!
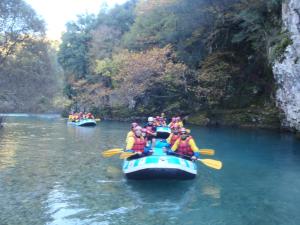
[67,119,97,127]
[123,155,197,180]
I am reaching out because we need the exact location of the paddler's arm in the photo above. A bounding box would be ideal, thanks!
[166,133,172,144]
[125,136,135,150]
[188,138,201,159]
[171,139,180,151]
[188,138,200,152]
[126,131,133,143]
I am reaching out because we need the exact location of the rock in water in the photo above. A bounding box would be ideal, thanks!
[273,0,300,131]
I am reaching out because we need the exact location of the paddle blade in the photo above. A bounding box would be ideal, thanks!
[120,152,137,159]
[101,148,123,157]
[198,159,222,170]
[199,149,215,156]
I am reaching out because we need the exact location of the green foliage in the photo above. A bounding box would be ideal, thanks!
[0,39,63,112]
[58,14,96,79]
[57,0,283,127]
[0,0,45,65]
[270,32,293,62]
[231,0,283,62]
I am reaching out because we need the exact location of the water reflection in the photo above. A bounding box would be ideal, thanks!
[1,117,300,225]
[0,132,17,170]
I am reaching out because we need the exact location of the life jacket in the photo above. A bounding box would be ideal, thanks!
[145,125,155,135]
[176,136,193,156]
[170,133,180,146]
[132,136,146,153]
[169,122,176,129]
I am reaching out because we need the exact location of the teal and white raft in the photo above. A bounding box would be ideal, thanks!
[122,126,197,180]
[67,119,97,127]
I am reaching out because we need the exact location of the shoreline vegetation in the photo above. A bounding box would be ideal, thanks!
[56,0,289,132]
[1,0,299,135]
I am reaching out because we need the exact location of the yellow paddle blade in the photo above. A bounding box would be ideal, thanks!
[198,159,222,170]
[120,152,137,159]
[199,149,215,156]
[101,148,123,157]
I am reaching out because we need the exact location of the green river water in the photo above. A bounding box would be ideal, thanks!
[0,115,300,225]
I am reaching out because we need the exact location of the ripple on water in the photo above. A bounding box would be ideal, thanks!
[1,117,300,225]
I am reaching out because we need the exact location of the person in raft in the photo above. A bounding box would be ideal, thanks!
[166,124,180,147]
[176,116,184,128]
[168,117,177,128]
[144,117,157,145]
[86,112,94,119]
[126,126,152,158]
[126,122,138,143]
[170,127,200,160]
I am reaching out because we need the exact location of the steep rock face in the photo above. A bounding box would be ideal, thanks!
[273,0,300,131]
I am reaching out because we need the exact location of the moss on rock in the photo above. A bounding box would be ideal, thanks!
[187,105,281,129]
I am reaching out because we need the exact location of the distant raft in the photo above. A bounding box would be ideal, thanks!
[122,126,197,180]
[67,119,97,127]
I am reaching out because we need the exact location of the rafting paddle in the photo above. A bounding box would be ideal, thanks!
[119,152,138,159]
[102,148,215,158]
[199,149,215,156]
[101,148,124,157]
[173,152,222,170]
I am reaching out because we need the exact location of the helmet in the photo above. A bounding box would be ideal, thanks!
[173,124,179,129]
[179,127,187,134]
[148,117,154,122]
[134,126,142,136]
[131,122,138,128]
[134,126,142,131]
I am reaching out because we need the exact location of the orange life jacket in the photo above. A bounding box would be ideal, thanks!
[132,136,146,153]
[176,136,194,156]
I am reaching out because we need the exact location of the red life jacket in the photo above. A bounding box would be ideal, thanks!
[132,136,146,153]
[176,136,194,156]
[145,125,154,133]
[170,133,180,146]
[169,122,175,129]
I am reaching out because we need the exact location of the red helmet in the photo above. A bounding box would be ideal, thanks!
[173,124,179,129]
[179,127,187,134]
[131,122,138,128]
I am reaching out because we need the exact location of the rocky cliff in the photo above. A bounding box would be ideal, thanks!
[273,0,300,131]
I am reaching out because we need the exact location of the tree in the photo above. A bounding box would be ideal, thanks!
[0,39,63,112]
[58,14,96,79]
[0,0,44,65]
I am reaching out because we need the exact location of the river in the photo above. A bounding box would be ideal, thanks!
[0,115,300,225]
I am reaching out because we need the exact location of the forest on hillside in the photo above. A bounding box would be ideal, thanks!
[0,0,64,113]
[58,0,288,128]
[1,0,291,128]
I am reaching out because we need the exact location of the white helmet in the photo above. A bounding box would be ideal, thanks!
[148,117,154,122]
